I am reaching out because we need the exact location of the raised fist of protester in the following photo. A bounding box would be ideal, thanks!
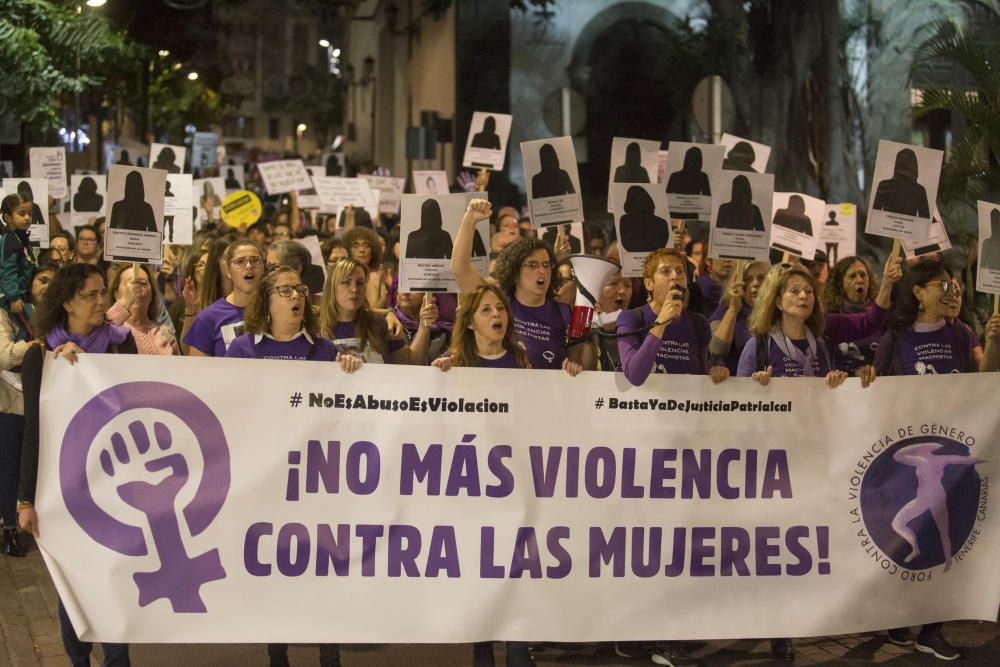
[462,199,493,225]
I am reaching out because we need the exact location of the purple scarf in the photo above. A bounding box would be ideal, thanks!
[47,322,131,353]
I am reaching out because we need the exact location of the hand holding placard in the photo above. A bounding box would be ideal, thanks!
[420,293,438,328]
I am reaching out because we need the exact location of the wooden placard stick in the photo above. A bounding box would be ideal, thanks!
[476,168,490,193]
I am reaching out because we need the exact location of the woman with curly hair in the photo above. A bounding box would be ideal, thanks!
[343,226,389,308]
[451,199,591,374]
[822,255,897,373]
[319,257,434,365]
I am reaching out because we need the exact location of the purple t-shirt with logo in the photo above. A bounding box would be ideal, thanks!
[183,298,245,357]
[708,302,751,374]
[736,334,832,377]
[225,333,338,361]
[895,323,975,376]
[617,304,710,385]
[510,297,569,370]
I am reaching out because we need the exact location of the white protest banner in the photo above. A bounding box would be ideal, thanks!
[719,133,771,173]
[399,192,484,292]
[163,174,194,246]
[770,192,823,260]
[903,207,952,260]
[37,358,1000,642]
[611,182,672,277]
[149,143,186,174]
[664,142,725,220]
[69,174,107,230]
[866,140,942,242]
[607,137,661,212]
[462,112,513,171]
[191,132,219,171]
[413,170,450,195]
[312,176,378,217]
[258,160,313,196]
[361,174,406,216]
[1,177,50,248]
[29,146,68,199]
[103,165,165,263]
[194,177,225,228]
[708,170,773,261]
[977,200,1000,294]
[522,136,584,228]
[818,204,857,267]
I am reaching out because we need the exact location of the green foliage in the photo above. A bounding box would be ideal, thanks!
[0,0,137,129]
[150,64,224,144]
[912,20,1000,206]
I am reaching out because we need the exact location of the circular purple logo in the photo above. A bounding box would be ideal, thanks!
[60,381,230,612]
[860,436,984,572]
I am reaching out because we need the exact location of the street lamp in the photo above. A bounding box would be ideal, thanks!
[187,72,199,81]
[85,0,107,6]
[318,38,330,48]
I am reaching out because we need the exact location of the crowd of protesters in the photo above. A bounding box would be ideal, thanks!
[1,150,997,667]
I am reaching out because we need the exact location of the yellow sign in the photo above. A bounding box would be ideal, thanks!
[220,190,263,227]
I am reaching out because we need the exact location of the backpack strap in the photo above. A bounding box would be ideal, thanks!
[755,334,769,373]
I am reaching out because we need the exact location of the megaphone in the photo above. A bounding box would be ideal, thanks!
[566,254,621,338]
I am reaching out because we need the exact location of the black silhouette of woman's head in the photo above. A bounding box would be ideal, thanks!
[124,171,146,200]
[624,142,642,167]
[482,116,497,133]
[420,198,444,231]
[539,144,560,172]
[787,195,805,214]
[79,177,98,196]
[730,175,753,205]
[892,148,919,182]
[682,147,703,171]
[727,142,755,169]
[623,186,655,217]
[17,181,34,201]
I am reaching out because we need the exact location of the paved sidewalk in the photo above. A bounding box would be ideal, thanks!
[2,537,998,666]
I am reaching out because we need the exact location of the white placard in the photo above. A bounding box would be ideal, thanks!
[770,192,824,260]
[399,192,486,292]
[222,165,245,193]
[311,177,378,217]
[606,137,660,212]
[664,142,726,220]
[1,178,50,248]
[321,152,347,177]
[977,201,1000,293]
[36,358,1000,642]
[719,133,771,173]
[413,170,450,196]
[902,207,951,259]
[611,183,672,277]
[29,146,68,199]
[194,178,225,228]
[361,175,406,216]
[103,165,165,263]
[149,144,186,174]
[522,136,584,228]
[70,174,107,230]
[163,174,194,246]
[258,160,313,195]
[296,167,325,210]
[866,140,942,242]
[539,222,585,256]
[462,112,513,171]
[191,132,219,171]
[708,170,774,262]
[818,204,858,267]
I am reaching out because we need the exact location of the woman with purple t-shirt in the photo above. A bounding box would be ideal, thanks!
[432,284,530,372]
[319,258,435,364]
[822,256,896,373]
[617,248,729,387]
[451,199,589,375]
[708,260,768,375]
[226,266,362,372]
[872,259,999,660]
[184,240,264,357]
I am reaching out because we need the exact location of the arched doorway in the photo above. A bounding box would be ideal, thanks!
[568,2,690,218]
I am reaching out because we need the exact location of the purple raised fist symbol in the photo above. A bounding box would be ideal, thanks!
[61,383,231,614]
